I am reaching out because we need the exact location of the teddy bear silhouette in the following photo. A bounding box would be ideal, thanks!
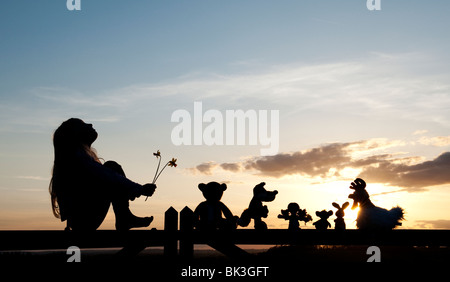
[332,202,349,230]
[193,182,238,230]
[313,210,333,230]
[278,202,312,230]
[237,182,278,230]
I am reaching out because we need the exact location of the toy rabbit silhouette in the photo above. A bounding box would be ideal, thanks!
[193,182,238,230]
[278,202,312,230]
[332,202,349,230]
[348,178,404,231]
[237,182,278,230]
[313,210,333,230]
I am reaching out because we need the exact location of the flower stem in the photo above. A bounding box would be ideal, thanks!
[145,162,168,202]
[154,162,169,183]
[152,157,162,184]
[147,155,162,201]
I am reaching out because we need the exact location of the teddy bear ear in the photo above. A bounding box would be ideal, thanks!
[220,183,227,191]
[332,202,340,209]
[198,183,206,191]
[328,210,334,216]
[255,182,265,188]
[315,211,320,216]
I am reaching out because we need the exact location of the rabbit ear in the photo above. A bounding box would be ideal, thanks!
[332,202,340,209]
[342,202,350,209]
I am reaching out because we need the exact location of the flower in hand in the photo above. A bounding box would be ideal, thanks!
[146,151,178,201]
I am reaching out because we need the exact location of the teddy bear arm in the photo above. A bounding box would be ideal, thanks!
[219,202,234,219]
[193,202,207,223]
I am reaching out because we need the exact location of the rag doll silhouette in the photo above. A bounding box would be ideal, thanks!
[277,202,312,230]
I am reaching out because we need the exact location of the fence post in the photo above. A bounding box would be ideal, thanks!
[180,206,194,258]
[164,206,178,257]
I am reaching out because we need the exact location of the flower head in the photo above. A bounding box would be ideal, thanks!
[168,158,177,167]
[153,150,161,158]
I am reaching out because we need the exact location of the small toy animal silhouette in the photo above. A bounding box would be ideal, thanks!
[193,182,238,230]
[278,202,312,230]
[313,210,333,230]
[332,202,349,230]
[348,178,404,230]
[238,182,278,230]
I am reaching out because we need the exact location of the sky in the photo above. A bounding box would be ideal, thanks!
[1,0,450,231]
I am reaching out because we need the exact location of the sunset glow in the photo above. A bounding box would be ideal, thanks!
[1,1,450,232]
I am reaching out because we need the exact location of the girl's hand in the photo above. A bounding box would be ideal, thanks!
[142,183,157,197]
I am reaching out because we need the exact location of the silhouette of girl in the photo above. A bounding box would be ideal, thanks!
[49,118,156,231]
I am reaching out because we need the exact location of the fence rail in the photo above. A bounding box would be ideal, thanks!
[1,207,449,257]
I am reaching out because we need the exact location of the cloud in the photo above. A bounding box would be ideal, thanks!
[359,152,450,192]
[16,176,50,181]
[192,162,218,175]
[413,130,428,135]
[29,52,450,117]
[220,163,242,173]
[5,51,448,136]
[418,136,450,147]
[188,139,374,178]
[415,219,450,229]
[189,138,450,192]
[242,142,355,178]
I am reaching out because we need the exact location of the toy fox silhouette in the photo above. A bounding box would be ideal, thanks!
[238,182,278,230]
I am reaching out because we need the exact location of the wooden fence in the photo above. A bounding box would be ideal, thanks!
[1,206,449,258]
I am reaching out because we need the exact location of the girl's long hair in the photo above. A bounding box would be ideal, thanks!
[49,118,100,219]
